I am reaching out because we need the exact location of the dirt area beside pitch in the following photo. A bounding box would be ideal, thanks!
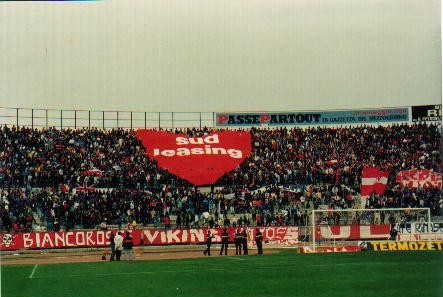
[1,246,281,265]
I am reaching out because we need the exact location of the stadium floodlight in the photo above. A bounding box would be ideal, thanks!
[311,208,432,252]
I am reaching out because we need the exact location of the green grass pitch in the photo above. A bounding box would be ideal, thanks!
[2,250,442,297]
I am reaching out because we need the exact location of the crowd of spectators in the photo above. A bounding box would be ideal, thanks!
[1,123,442,232]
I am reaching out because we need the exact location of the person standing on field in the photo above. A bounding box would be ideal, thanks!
[234,229,242,255]
[114,231,124,261]
[242,229,248,255]
[255,229,263,254]
[123,231,134,260]
[203,230,214,256]
[219,228,229,255]
[109,232,116,261]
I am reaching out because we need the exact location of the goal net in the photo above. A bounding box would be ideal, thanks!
[311,208,433,252]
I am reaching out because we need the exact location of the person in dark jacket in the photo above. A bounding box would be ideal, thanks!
[203,230,214,256]
[122,231,134,260]
[255,229,263,254]
[242,229,248,255]
[109,232,116,261]
[219,228,229,255]
[390,227,398,241]
[234,229,242,255]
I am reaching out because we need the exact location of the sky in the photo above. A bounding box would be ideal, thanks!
[0,0,441,113]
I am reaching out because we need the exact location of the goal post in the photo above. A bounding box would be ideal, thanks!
[311,208,432,252]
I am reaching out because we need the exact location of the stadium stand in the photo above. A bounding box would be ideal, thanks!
[1,123,442,232]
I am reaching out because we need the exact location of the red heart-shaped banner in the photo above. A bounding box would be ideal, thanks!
[135,130,252,185]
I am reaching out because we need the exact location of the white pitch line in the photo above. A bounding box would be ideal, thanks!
[227,257,246,261]
[29,261,428,279]
[32,268,226,279]
[29,264,38,279]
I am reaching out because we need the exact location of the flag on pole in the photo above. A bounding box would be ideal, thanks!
[361,168,390,196]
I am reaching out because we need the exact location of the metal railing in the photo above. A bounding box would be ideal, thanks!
[1,106,441,130]
[0,107,215,130]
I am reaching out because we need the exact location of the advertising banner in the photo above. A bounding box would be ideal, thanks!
[411,105,442,122]
[0,226,299,251]
[366,241,443,251]
[396,169,442,188]
[315,225,391,241]
[300,246,361,253]
[397,222,443,241]
[135,130,252,185]
[216,108,409,126]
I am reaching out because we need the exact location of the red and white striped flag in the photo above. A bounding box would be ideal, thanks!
[361,168,390,196]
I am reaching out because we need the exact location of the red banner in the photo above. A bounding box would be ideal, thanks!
[0,227,299,251]
[396,169,442,188]
[135,130,252,185]
[315,225,391,240]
